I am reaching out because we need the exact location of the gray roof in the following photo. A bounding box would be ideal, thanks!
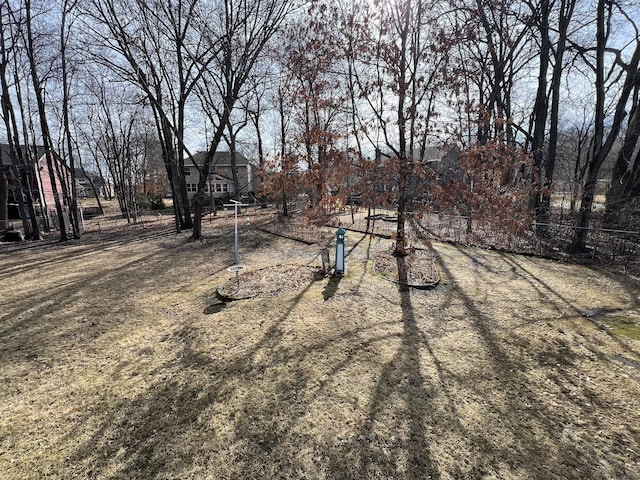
[189,150,252,167]
[0,143,47,167]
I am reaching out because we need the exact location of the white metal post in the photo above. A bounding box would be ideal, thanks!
[224,199,249,266]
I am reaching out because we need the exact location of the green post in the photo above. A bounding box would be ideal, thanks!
[335,227,345,275]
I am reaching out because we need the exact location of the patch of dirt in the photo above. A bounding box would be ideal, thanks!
[373,248,440,287]
[217,264,325,299]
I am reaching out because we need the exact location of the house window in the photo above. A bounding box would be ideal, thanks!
[187,183,198,193]
[214,182,229,193]
[184,168,191,176]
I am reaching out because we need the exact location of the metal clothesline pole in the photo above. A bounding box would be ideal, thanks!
[224,199,250,265]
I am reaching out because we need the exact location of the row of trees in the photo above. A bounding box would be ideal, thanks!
[1,0,294,240]
[1,0,639,256]
[263,0,640,254]
[1,0,79,240]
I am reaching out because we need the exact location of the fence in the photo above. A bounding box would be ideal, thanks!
[332,208,640,268]
[526,222,640,262]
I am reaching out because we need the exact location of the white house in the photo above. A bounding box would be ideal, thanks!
[183,151,259,200]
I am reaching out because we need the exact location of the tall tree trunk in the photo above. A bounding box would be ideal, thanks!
[60,0,81,238]
[570,0,640,252]
[570,163,599,252]
[0,168,7,230]
[11,165,32,237]
[278,88,289,217]
[540,0,575,230]
[604,102,640,226]
[192,111,230,240]
[227,119,241,204]
[254,113,264,168]
[1,124,40,241]
[0,7,41,239]
[25,0,68,241]
[152,109,182,233]
[570,0,607,253]
[175,136,193,230]
[394,1,410,257]
[532,0,551,235]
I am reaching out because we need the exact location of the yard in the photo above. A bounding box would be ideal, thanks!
[1,211,640,479]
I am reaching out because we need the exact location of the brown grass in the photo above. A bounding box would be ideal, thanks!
[1,213,640,479]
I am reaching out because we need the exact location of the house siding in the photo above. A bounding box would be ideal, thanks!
[184,152,258,199]
[0,144,72,231]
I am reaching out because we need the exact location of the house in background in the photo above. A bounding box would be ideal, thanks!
[184,151,258,200]
[74,168,106,199]
[0,143,72,231]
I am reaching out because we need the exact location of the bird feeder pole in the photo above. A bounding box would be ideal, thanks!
[335,226,346,275]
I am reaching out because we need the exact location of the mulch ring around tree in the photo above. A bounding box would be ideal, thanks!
[216,264,326,300]
[373,248,440,288]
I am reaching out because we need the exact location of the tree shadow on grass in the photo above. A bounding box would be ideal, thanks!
[5,226,415,478]
[217,242,640,479]
[0,249,174,356]
[15,235,640,478]
[324,255,439,479]
[349,294,436,478]
[0,228,178,283]
[435,259,585,476]
[63,249,446,479]
[433,248,640,478]
[341,231,377,297]
[498,250,640,359]
[64,277,323,479]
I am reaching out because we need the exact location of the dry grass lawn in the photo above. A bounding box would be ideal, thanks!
[1,212,640,479]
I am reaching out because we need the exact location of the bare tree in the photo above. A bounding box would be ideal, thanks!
[349,0,448,256]
[536,0,578,230]
[449,0,532,146]
[57,0,82,238]
[24,0,70,241]
[81,80,156,221]
[569,0,640,252]
[604,13,640,227]
[191,0,295,240]
[604,97,640,227]
[275,10,349,216]
[243,72,269,169]
[0,0,42,238]
[83,0,220,232]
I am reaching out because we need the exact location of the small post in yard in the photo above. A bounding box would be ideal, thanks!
[224,199,250,265]
[224,199,250,293]
[335,226,346,275]
[320,248,330,274]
